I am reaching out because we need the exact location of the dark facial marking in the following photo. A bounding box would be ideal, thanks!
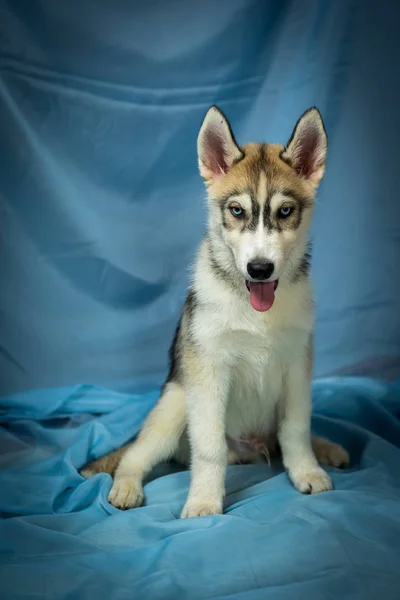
[279,203,302,230]
[208,241,236,287]
[263,199,273,230]
[292,242,312,282]
[220,200,233,230]
[247,194,260,231]
[251,144,267,180]
[279,188,314,209]
[218,195,259,233]
[260,187,313,231]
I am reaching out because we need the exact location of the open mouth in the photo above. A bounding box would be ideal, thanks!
[245,280,279,312]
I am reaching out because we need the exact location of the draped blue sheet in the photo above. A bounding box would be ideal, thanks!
[1,0,400,396]
[1,2,400,599]
[1,377,400,599]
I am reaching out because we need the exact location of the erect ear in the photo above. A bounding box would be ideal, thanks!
[281,107,327,187]
[197,105,244,185]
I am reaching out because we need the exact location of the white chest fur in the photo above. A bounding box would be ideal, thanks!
[224,330,285,438]
[193,262,314,440]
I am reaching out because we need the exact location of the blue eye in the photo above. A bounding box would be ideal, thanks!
[279,205,293,218]
[230,206,244,218]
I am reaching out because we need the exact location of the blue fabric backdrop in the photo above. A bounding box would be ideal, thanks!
[2,3,400,600]
[1,0,400,396]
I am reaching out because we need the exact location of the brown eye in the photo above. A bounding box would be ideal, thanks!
[279,205,293,218]
[230,206,244,218]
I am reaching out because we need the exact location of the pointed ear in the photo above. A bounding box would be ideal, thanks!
[197,106,244,185]
[281,108,327,187]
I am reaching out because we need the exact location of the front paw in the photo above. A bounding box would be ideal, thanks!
[108,477,144,510]
[181,497,223,519]
[289,467,333,495]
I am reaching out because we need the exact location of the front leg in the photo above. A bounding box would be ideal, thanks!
[181,349,230,518]
[279,359,333,495]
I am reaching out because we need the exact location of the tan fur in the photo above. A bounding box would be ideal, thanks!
[81,446,128,478]
[211,143,316,200]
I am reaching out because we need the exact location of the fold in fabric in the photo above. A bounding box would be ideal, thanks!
[1,377,400,599]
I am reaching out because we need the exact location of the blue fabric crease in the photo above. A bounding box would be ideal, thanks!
[1,378,400,598]
[1,0,400,394]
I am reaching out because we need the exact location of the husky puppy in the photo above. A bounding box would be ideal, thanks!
[81,106,349,518]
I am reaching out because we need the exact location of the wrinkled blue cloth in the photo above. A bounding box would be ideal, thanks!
[1,0,400,396]
[1,377,400,599]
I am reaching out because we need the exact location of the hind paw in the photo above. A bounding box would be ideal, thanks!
[80,465,96,479]
[312,437,349,469]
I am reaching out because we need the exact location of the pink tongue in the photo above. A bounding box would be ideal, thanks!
[248,282,275,312]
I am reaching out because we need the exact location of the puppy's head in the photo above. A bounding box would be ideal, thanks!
[198,106,327,311]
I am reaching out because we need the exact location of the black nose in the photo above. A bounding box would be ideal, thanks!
[247,260,274,281]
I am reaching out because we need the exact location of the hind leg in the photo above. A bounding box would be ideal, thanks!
[81,445,130,479]
[253,435,348,468]
[312,436,349,468]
